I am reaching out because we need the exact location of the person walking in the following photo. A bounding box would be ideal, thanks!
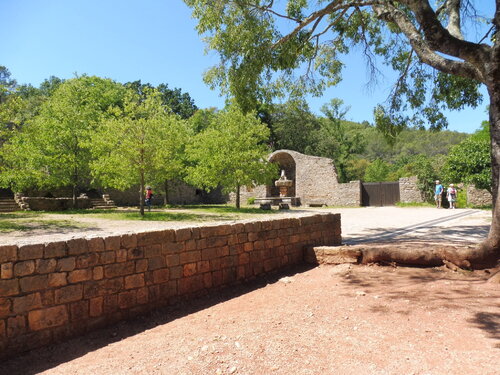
[447,184,457,209]
[434,180,444,208]
[145,186,154,212]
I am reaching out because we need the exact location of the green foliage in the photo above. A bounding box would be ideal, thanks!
[442,122,491,192]
[186,103,278,208]
[91,88,188,214]
[247,197,256,205]
[269,99,320,153]
[1,76,126,198]
[305,99,366,182]
[364,159,391,182]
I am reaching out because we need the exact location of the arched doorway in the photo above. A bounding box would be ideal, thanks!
[267,152,296,197]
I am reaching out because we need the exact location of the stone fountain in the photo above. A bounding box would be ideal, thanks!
[274,170,293,209]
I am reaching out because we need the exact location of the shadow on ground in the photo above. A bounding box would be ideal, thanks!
[0,264,314,375]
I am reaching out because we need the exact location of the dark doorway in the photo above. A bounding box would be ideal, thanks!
[362,182,400,206]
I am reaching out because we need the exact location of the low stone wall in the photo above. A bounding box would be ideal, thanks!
[333,181,362,207]
[20,197,92,211]
[0,213,340,358]
[399,176,425,203]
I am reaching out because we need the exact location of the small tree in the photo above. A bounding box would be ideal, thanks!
[443,122,491,192]
[186,104,277,208]
[91,88,187,215]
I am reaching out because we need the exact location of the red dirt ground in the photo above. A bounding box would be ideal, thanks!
[1,263,498,375]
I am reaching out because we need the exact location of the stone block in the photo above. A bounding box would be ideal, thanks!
[99,251,116,264]
[76,253,99,269]
[183,263,197,277]
[89,297,103,317]
[14,260,35,277]
[127,248,144,260]
[44,241,67,258]
[147,256,165,271]
[7,315,26,337]
[19,275,48,293]
[55,284,83,304]
[116,249,127,263]
[70,300,89,321]
[0,246,17,263]
[304,246,361,265]
[57,257,76,272]
[118,290,136,309]
[103,294,119,314]
[166,254,180,267]
[197,260,210,273]
[35,258,57,274]
[175,228,192,242]
[153,269,169,284]
[93,266,104,280]
[40,290,54,306]
[84,277,123,299]
[135,259,148,273]
[136,287,148,304]
[66,238,89,255]
[203,273,212,289]
[104,235,121,251]
[13,293,42,314]
[179,250,201,265]
[87,237,105,252]
[162,241,184,254]
[144,244,162,258]
[29,306,68,331]
[0,298,11,318]
[104,261,135,278]
[68,269,93,284]
[201,247,217,261]
[48,273,67,288]
[1,263,13,279]
[125,274,145,289]
[243,242,254,252]
[184,239,197,251]
[169,266,182,280]
[137,231,164,247]
[18,244,44,260]
[121,233,138,249]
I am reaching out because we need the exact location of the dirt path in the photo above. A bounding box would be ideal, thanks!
[0,264,498,375]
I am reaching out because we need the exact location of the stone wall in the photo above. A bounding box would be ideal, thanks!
[466,185,492,207]
[399,176,425,203]
[107,182,226,207]
[20,197,92,211]
[0,213,340,359]
[232,150,361,207]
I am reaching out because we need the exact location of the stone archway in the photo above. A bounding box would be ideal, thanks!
[268,151,296,198]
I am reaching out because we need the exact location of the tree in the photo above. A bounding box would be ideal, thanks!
[186,104,278,208]
[443,121,491,192]
[1,76,125,203]
[269,99,320,153]
[307,99,366,182]
[91,88,188,215]
[125,80,198,119]
[364,159,391,182]
[185,0,500,268]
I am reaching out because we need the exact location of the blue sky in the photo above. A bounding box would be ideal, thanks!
[1,0,492,133]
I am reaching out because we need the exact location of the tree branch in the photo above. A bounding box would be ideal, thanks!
[374,3,485,82]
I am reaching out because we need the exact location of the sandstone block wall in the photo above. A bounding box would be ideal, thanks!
[0,213,340,359]
[20,197,93,211]
[399,176,425,203]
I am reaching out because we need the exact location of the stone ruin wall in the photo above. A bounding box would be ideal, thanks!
[0,213,341,359]
[399,176,425,203]
[230,150,361,207]
[466,185,492,207]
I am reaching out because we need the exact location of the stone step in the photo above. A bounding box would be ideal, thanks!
[92,205,117,210]
[304,246,361,265]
